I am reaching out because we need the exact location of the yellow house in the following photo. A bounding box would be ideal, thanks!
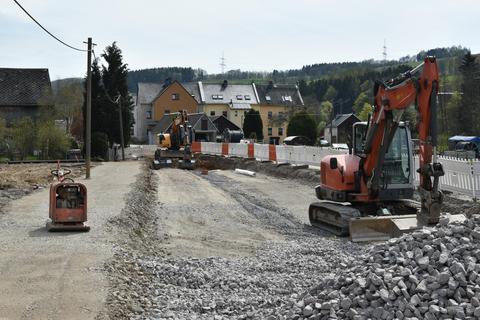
[252,104,289,144]
[151,80,198,120]
[253,83,304,144]
[197,81,259,130]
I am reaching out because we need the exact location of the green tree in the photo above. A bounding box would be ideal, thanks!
[36,121,70,159]
[316,101,333,133]
[243,110,263,141]
[444,92,462,135]
[91,132,109,159]
[352,92,369,115]
[358,103,372,121]
[323,85,337,101]
[101,42,134,146]
[55,82,84,134]
[458,52,480,135]
[11,117,36,159]
[287,111,317,144]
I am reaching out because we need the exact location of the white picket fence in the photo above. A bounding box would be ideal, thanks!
[413,155,479,200]
[125,144,480,200]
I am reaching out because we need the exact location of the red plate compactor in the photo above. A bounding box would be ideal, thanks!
[47,164,90,232]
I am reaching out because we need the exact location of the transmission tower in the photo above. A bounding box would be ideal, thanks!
[220,52,226,74]
[383,39,387,63]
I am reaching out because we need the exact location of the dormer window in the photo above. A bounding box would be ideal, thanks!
[266,95,271,101]
[244,95,251,100]
[236,95,243,100]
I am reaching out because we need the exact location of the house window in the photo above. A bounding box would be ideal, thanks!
[278,127,284,136]
[235,111,238,117]
[265,95,271,101]
[171,93,179,100]
[212,95,224,100]
[236,95,243,100]
[268,128,273,136]
[268,111,273,119]
[165,109,170,114]
[146,111,152,119]
[222,111,228,117]
[244,95,251,100]
[210,110,215,116]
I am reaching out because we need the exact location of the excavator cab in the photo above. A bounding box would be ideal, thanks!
[353,122,414,197]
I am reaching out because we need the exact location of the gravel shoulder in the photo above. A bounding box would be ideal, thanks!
[0,161,141,320]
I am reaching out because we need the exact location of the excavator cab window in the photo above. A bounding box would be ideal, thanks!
[353,122,368,156]
[383,126,410,185]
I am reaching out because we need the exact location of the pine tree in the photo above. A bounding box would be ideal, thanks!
[243,110,263,141]
[458,52,480,135]
[101,42,134,146]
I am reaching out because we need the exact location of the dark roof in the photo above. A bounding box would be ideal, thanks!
[150,113,177,134]
[182,82,201,103]
[0,68,52,106]
[137,82,164,104]
[209,115,241,132]
[199,82,258,104]
[327,113,360,128]
[254,83,303,105]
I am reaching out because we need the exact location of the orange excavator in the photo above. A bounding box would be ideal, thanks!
[309,57,464,241]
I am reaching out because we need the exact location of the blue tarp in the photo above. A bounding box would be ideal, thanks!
[448,136,480,143]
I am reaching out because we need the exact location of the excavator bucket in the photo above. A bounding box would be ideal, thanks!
[349,214,422,242]
[349,213,467,242]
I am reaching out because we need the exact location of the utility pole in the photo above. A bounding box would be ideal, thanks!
[85,37,92,179]
[117,96,125,160]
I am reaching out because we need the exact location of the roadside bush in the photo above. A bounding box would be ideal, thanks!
[36,121,70,159]
[11,117,36,160]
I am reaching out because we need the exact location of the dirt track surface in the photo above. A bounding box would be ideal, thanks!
[157,169,320,257]
[0,161,140,320]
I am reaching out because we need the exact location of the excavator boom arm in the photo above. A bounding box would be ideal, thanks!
[362,57,443,223]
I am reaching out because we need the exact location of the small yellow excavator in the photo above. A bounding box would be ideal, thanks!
[152,110,195,170]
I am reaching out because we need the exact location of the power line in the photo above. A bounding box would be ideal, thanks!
[13,0,87,52]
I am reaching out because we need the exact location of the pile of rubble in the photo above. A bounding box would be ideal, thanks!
[108,237,362,320]
[280,214,480,320]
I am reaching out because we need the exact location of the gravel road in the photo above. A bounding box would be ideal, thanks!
[0,161,141,320]
[106,167,364,319]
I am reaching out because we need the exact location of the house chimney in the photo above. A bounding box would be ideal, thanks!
[163,77,173,89]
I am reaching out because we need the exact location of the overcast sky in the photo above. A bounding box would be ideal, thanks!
[2,0,479,80]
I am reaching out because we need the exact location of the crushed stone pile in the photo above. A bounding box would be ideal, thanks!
[108,237,362,320]
[280,214,480,320]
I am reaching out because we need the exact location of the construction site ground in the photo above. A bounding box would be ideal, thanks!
[1,159,479,319]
